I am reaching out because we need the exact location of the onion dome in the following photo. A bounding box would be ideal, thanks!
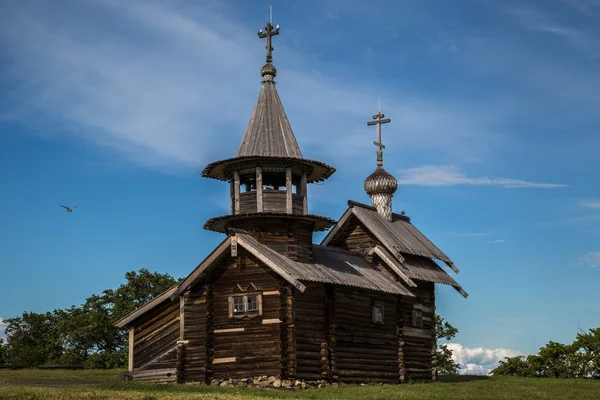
[364,166,398,196]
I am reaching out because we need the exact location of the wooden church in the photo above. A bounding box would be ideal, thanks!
[115,20,467,385]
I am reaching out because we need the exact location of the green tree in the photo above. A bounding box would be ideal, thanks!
[3,312,63,367]
[491,327,600,378]
[435,314,461,375]
[0,338,8,365]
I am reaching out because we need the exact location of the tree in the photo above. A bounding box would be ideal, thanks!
[2,269,179,368]
[3,312,63,367]
[491,327,600,378]
[435,314,461,375]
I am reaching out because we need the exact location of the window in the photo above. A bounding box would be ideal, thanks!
[372,304,384,324]
[233,296,245,313]
[228,292,263,319]
[412,309,423,328]
[247,295,258,312]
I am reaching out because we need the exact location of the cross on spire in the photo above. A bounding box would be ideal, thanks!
[258,22,280,64]
[367,111,391,167]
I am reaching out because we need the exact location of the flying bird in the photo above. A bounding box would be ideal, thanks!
[60,205,78,213]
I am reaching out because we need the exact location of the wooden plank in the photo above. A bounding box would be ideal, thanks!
[129,328,134,372]
[213,357,236,364]
[286,167,292,214]
[179,295,185,341]
[262,318,281,325]
[301,172,307,214]
[263,290,280,296]
[256,166,263,212]
[214,328,245,334]
[234,171,240,214]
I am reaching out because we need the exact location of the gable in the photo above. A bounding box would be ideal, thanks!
[322,202,467,298]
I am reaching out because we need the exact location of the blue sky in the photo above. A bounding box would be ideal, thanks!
[1,0,599,374]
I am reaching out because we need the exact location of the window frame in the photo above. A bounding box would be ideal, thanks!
[372,303,384,324]
[228,291,263,319]
[412,308,424,328]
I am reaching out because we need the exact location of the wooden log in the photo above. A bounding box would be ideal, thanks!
[204,282,214,383]
[256,166,263,212]
[301,172,307,214]
[398,295,405,383]
[286,168,292,214]
[234,171,240,215]
[176,342,186,384]
[128,328,134,372]
[325,284,336,382]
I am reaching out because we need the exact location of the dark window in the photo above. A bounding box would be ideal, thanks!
[247,295,258,312]
[412,309,423,328]
[233,296,245,313]
[373,304,384,324]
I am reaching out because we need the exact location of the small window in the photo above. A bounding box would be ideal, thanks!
[372,304,384,324]
[233,296,245,313]
[228,292,263,319]
[412,309,423,328]
[247,295,258,312]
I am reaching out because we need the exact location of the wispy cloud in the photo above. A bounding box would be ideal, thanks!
[577,251,600,267]
[397,165,567,188]
[506,3,599,55]
[0,317,7,340]
[579,199,600,209]
[486,239,506,244]
[447,343,523,375]
[0,1,507,174]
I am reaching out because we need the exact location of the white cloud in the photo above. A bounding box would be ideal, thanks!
[578,251,600,268]
[0,1,510,174]
[486,239,506,244]
[579,199,600,209]
[0,317,7,340]
[447,343,523,375]
[397,165,567,188]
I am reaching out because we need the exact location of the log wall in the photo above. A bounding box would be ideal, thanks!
[226,218,314,263]
[133,300,179,371]
[182,284,207,382]
[329,217,378,255]
[333,287,399,383]
[210,252,282,378]
[238,191,304,214]
[402,281,436,380]
[294,283,328,381]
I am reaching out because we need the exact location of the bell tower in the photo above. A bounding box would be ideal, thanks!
[201,21,336,262]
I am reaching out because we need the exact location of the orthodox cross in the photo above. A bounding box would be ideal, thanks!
[258,22,280,64]
[367,111,391,167]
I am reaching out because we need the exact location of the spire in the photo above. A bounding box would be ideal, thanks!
[236,21,303,158]
[364,109,398,221]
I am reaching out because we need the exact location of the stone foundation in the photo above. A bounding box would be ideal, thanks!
[204,376,340,389]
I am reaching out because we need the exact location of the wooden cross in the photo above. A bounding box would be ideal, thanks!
[258,22,280,64]
[367,111,391,166]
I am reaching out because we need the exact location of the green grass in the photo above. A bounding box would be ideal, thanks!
[0,369,598,399]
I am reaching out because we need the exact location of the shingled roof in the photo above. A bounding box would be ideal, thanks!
[236,79,302,158]
[322,200,468,297]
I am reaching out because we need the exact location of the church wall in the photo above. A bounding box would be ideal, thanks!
[132,300,179,373]
[182,284,207,382]
[329,217,378,255]
[333,286,400,383]
[402,281,436,381]
[294,283,328,380]
[227,217,314,262]
[210,251,282,379]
